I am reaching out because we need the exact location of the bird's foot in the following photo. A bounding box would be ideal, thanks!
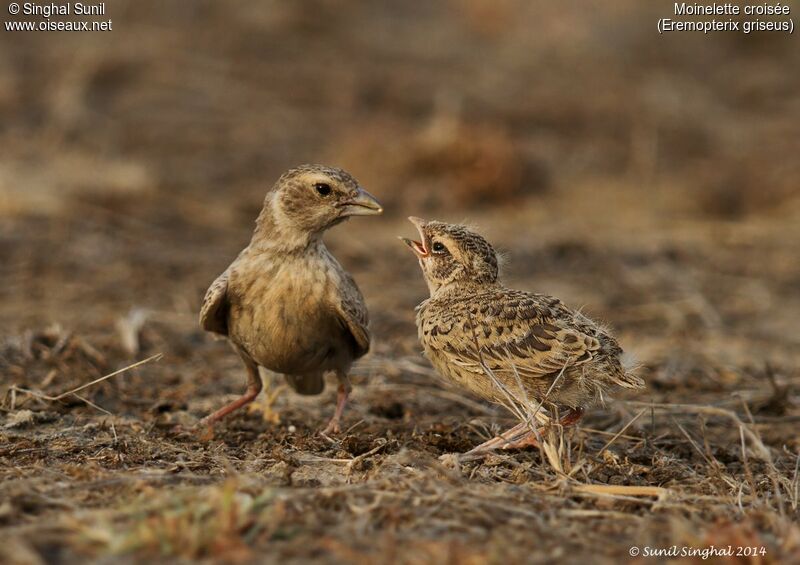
[247,384,285,425]
[197,382,262,432]
[196,421,216,442]
[459,408,584,461]
[321,415,341,436]
[189,414,218,440]
[460,422,541,461]
[498,431,540,450]
[319,382,350,436]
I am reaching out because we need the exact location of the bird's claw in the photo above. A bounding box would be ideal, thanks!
[321,420,341,436]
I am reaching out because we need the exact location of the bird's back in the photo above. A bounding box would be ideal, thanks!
[417,285,641,408]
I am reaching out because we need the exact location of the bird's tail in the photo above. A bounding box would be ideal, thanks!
[284,374,325,395]
[618,352,646,389]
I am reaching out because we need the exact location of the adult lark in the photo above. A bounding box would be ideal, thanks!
[200,165,382,434]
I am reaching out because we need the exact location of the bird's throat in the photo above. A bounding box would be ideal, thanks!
[252,197,321,253]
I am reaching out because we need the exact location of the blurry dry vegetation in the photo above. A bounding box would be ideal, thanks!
[1,1,799,563]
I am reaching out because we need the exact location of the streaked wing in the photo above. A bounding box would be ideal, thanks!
[335,272,370,358]
[421,291,599,380]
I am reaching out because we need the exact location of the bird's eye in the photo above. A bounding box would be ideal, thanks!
[432,241,447,253]
[314,183,332,196]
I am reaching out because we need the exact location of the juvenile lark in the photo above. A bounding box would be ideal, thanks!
[199,165,383,434]
[401,218,643,455]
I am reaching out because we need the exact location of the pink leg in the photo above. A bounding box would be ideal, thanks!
[461,407,585,460]
[200,351,262,428]
[463,421,531,457]
[496,408,585,451]
[558,406,584,427]
[322,374,351,435]
[499,430,541,450]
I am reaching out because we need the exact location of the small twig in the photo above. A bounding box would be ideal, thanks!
[346,440,388,473]
[10,353,163,412]
[344,420,366,435]
[49,353,162,400]
[599,408,646,454]
[573,484,669,498]
[789,449,800,510]
[72,393,112,416]
[579,427,640,441]
[739,426,757,499]
[621,401,773,461]
[670,417,714,467]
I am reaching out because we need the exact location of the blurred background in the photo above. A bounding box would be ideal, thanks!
[2,2,799,561]
[2,0,799,367]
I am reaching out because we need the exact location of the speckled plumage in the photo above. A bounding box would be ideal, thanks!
[402,218,643,452]
[416,287,641,408]
[199,164,382,433]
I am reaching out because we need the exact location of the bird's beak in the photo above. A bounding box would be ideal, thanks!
[340,188,384,216]
[399,216,429,257]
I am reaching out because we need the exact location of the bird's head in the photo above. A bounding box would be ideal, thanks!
[400,217,499,295]
[265,164,382,242]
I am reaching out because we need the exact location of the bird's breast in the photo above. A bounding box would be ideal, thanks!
[227,254,354,374]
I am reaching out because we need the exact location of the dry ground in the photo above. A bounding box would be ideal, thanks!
[2,189,799,563]
[2,1,800,564]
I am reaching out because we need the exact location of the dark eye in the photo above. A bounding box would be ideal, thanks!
[432,241,447,253]
[314,183,332,196]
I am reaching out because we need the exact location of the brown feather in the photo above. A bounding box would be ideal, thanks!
[409,220,644,410]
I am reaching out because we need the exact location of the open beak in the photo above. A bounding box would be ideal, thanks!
[340,188,383,216]
[399,216,429,257]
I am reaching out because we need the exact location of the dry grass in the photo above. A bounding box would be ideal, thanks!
[2,314,798,562]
